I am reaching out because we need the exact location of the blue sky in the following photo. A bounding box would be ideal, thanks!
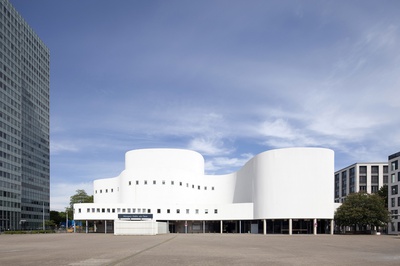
[10,0,400,211]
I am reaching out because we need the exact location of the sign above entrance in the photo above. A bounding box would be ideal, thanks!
[118,214,153,219]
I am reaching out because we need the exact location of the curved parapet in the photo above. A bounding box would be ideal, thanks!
[251,147,334,219]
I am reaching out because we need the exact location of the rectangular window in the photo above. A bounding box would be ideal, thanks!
[359,166,367,174]
[100,190,102,193]
[111,188,113,192]
[112,209,115,213]
[392,198,395,207]
[371,166,379,174]
[129,181,131,185]
[78,208,81,213]
[95,190,97,194]
[179,182,182,186]
[214,209,218,214]
[127,208,131,213]
[198,185,200,190]
[176,209,180,214]
[186,183,189,187]
[171,181,174,185]
[398,197,400,207]
[167,209,170,214]
[162,180,165,185]
[392,174,396,183]
[371,186,379,193]
[106,189,108,193]
[147,209,151,213]
[383,165,388,173]
[195,209,199,214]
[122,208,126,212]
[107,208,110,213]
[204,186,207,190]
[132,209,135,213]
[392,185,398,195]
[205,209,208,214]
[186,209,189,214]
[359,186,366,192]
[144,180,147,185]
[398,172,400,182]
[192,184,194,189]
[117,208,121,213]
[97,208,100,213]
[138,209,141,213]
[92,208,95,213]
[136,180,139,185]
[157,209,161,214]
[212,187,215,191]
[153,180,156,185]
[87,208,90,213]
[102,208,105,213]
[392,160,398,171]
[371,176,379,184]
[359,176,367,184]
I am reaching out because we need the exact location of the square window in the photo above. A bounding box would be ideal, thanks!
[195,209,199,214]
[128,208,131,213]
[112,209,115,213]
[212,187,215,191]
[167,209,170,214]
[157,209,161,214]
[122,208,126,212]
[171,181,174,185]
[117,208,121,213]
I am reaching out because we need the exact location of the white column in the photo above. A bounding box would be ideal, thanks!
[203,221,205,233]
[289,219,292,235]
[220,220,223,234]
[330,219,334,235]
[313,219,317,235]
[86,220,88,234]
[263,219,266,235]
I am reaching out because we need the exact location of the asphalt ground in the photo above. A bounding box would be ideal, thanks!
[0,233,399,266]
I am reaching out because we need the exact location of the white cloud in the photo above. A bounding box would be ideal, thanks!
[205,153,254,174]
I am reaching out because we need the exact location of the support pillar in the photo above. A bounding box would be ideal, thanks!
[239,220,241,234]
[203,221,205,233]
[185,221,188,234]
[330,219,334,235]
[289,219,292,235]
[86,220,88,234]
[220,220,223,234]
[263,219,266,235]
[105,220,107,234]
[313,219,317,235]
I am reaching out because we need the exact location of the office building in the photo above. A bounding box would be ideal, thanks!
[0,0,50,230]
[334,163,388,203]
[74,147,336,235]
[388,151,400,234]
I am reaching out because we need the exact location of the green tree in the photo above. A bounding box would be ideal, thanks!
[69,189,93,219]
[335,192,391,232]
[50,210,66,227]
[376,185,388,208]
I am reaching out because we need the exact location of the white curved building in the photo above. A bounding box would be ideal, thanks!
[74,147,335,235]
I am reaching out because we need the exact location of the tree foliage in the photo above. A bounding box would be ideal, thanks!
[69,189,93,209]
[376,185,388,208]
[334,192,390,230]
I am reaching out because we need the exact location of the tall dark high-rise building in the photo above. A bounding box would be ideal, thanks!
[0,0,50,230]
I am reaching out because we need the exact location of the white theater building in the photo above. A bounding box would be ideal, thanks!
[74,147,335,235]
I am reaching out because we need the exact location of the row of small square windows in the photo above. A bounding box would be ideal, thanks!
[78,207,218,215]
[128,180,215,191]
[95,181,215,194]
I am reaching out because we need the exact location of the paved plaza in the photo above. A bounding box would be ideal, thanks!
[0,233,399,265]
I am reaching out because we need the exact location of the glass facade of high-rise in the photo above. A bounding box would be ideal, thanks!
[0,0,49,230]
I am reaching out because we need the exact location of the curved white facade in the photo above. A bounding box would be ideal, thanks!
[74,147,335,234]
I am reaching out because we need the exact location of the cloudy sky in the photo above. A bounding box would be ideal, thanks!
[10,0,400,211]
